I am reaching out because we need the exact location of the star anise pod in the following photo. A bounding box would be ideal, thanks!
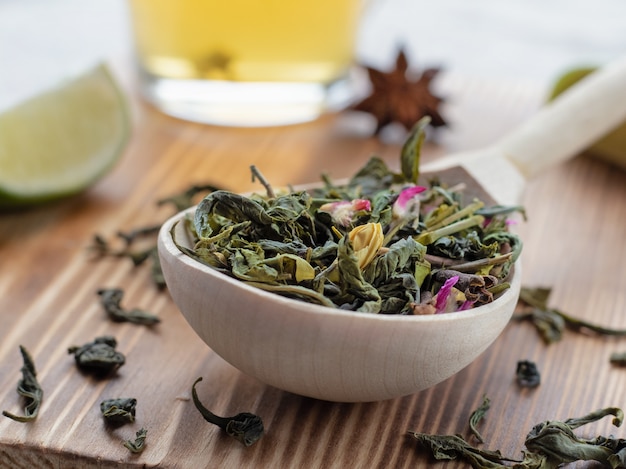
[352,49,447,135]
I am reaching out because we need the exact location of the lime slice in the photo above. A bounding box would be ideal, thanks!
[547,67,597,101]
[549,66,626,170]
[0,63,130,207]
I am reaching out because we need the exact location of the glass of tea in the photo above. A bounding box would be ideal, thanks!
[127,0,363,126]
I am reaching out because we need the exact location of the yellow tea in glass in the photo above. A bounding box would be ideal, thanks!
[127,0,362,126]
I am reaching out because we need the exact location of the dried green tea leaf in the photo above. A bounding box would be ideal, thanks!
[559,311,626,337]
[100,398,136,425]
[68,336,125,376]
[194,190,273,239]
[408,432,514,468]
[363,236,426,314]
[416,215,485,246]
[250,164,275,198]
[524,408,625,468]
[514,306,565,344]
[515,286,626,344]
[148,247,166,290]
[124,427,147,453]
[400,116,429,184]
[335,235,381,312]
[346,157,399,197]
[476,204,527,221]
[468,395,491,443]
[516,360,541,388]
[610,352,626,366]
[89,182,222,291]
[89,226,159,266]
[515,360,541,388]
[519,286,552,308]
[244,281,336,308]
[117,225,162,247]
[89,232,164,290]
[411,404,626,469]
[191,377,264,447]
[97,288,160,326]
[157,183,222,212]
[2,346,43,422]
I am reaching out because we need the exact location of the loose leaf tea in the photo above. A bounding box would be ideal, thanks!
[515,286,626,344]
[97,288,160,326]
[524,408,626,468]
[68,336,125,376]
[468,395,491,443]
[191,377,264,447]
[2,346,43,422]
[516,360,541,388]
[409,432,515,467]
[411,406,626,468]
[89,183,223,290]
[124,427,147,453]
[100,398,137,425]
[157,183,223,212]
[610,352,626,366]
[178,118,523,315]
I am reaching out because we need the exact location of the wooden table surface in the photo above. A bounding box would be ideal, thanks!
[1,67,625,468]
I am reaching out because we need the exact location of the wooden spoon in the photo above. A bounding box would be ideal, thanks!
[422,55,626,206]
[158,56,626,402]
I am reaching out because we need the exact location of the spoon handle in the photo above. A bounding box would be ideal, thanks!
[499,55,626,178]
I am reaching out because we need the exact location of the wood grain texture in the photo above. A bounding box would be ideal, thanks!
[1,72,625,468]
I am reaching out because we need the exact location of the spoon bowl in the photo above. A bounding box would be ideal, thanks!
[158,210,521,402]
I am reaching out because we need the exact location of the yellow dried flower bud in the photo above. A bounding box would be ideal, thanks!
[348,223,384,269]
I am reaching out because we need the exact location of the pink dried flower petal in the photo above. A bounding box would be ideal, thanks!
[319,199,371,227]
[434,275,459,314]
[393,185,426,218]
[352,199,371,211]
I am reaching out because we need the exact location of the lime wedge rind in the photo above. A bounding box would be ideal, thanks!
[0,63,130,207]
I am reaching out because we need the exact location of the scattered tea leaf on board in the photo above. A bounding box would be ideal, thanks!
[157,183,223,212]
[124,428,147,453]
[610,352,626,366]
[90,227,160,265]
[97,288,160,326]
[89,182,223,290]
[410,406,626,468]
[524,407,626,468]
[100,398,137,426]
[68,336,125,376]
[516,360,541,388]
[515,286,626,344]
[2,346,43,422]
[468,395,490,443]
[116,225,162,245]
[90,233,166,290]
[408,432,516,468]
[191,377,264,447]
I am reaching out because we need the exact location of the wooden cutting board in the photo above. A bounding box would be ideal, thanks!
[1,72,626,468]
